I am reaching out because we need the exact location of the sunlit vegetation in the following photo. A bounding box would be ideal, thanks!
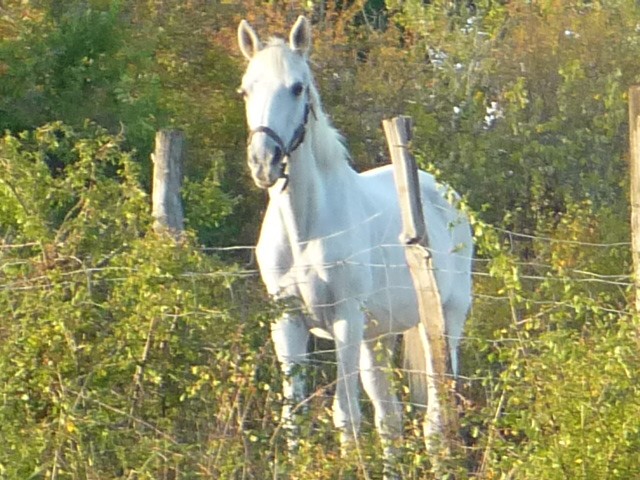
[1,1,639,478]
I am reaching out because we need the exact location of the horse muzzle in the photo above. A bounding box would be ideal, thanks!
[247,138,285,189]
[245,102,312,190]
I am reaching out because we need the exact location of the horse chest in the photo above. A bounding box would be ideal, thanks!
[299,240,365,297]
[267,236,369,329]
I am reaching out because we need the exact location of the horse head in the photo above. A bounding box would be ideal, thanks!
[238,16,314,189]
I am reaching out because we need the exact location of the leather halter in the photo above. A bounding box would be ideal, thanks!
[247,94,314,191]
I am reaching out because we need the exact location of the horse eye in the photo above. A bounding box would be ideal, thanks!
[291,82,304,97]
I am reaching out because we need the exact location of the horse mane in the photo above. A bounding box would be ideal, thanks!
[258,38,352,171]
[307,83,352,171]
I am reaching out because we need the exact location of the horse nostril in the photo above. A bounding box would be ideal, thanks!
[271,146,283,166]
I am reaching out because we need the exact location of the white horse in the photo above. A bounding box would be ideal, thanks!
[238,16,472,473]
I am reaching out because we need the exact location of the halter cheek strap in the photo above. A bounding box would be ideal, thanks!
[247,98,315,191]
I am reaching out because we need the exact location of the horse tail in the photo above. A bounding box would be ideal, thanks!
[402,325,429,411]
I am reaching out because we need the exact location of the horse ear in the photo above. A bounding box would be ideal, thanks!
[289,16,311,56]
[238,19,261,60]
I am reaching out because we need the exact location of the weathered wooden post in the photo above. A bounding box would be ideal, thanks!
[629,87,640,314]
[382,116,460,459]
[152,129,185,238]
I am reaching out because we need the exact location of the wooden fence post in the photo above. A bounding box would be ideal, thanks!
[152,129,185,238]
[382,116,460,457]
[629,87,640,315]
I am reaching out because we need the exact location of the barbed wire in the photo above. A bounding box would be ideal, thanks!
[1,234,634,448]
[490,226,632,248]
[0,264,633,294]
[1,217,633,345]
[1,263,632,327]
[0,256,633,292]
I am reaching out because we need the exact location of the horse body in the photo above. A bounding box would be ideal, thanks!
[238,16,472,475]
[258,164,470,340]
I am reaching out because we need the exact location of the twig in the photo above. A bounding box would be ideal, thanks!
[129,316,158,425]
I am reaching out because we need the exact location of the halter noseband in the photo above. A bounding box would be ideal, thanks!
[247,96,314,191]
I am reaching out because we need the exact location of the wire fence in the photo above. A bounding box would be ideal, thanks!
[1,248,633,292]
[1,221,633,367]
[0,218,636,479]
[1,219,633,291]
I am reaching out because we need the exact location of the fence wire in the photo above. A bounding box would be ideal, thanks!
[0,221,635,469]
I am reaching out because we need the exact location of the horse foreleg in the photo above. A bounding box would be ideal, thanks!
[271,313,310,450]
[331,314,364,454]
[360,335,403,479]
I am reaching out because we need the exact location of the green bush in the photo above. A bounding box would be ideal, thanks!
[485,323,640,479]
[0,123,271,478]
[2,1,640,477]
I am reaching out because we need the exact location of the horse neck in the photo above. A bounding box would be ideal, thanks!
[268,111,352,245]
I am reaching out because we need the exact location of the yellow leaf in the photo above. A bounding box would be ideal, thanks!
[66,420,76,434]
